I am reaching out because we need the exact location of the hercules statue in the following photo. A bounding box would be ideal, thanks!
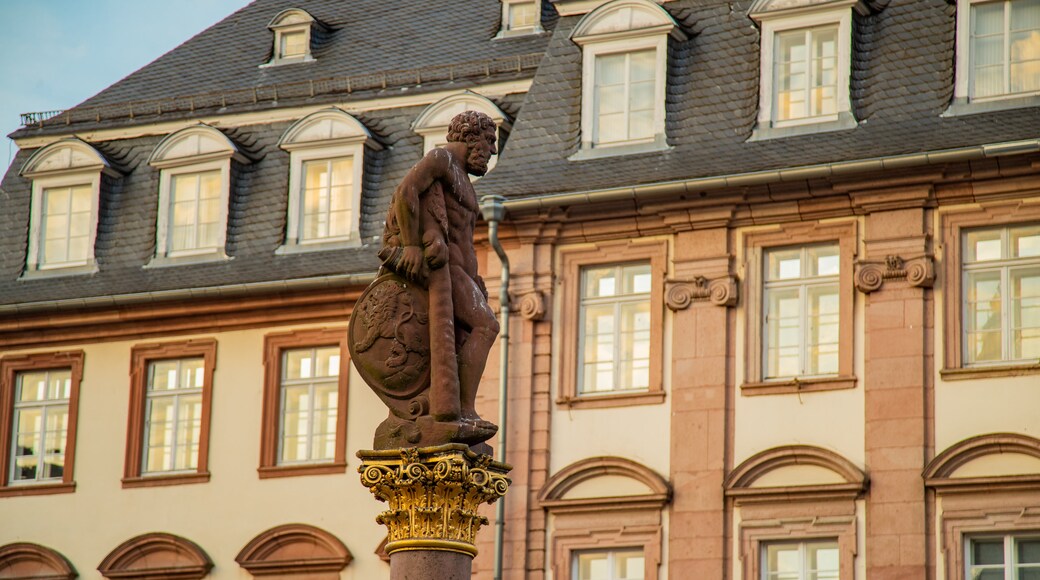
[349,111,501,451]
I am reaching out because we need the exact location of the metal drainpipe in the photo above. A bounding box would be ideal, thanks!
[480,194,510,580]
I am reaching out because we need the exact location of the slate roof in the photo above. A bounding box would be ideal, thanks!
[476,0,1040,199]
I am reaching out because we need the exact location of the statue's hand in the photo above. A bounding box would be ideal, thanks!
[424,235,449,270]
[399,245,425,281]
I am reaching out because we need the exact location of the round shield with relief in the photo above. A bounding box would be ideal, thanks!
[349,273,431,402]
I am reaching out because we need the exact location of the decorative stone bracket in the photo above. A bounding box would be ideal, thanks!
[854,254,935,294]
[665,275,738,310]
[513,290,545,321]
[357,444,511,558]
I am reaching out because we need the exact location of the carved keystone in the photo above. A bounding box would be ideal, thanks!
[854,254,935,294]
[358,444,511,558]
[665,275,738,310]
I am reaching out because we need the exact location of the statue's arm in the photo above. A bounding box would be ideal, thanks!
[394,149,450,280]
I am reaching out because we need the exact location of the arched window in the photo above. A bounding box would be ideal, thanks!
[235,524,352,577]
[277,108,376,250]
[571,0,684,157]
[98,533,212,579]
[0,542,76,579]
[19,138,115,275]
[266,9,317,65]
[147,125,247,264]
[411,91,510,177]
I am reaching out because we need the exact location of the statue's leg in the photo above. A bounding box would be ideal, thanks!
[428,264,461,422]
[450,264,501,421]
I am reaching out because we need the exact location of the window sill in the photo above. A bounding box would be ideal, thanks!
[940,363,1040,381]
[494,26,547,40]
[260,56,316,68]
[943,94,1040,117]
[258,462,348,479]
[122,472,211,488]
[0,482,75,497]
[741,375,857,397]
[556,390,665,409]
[275,238,362,255]
[569,137,671,161]
[145,252,231,268]
[748,112,857,141]
[19,263,98,280]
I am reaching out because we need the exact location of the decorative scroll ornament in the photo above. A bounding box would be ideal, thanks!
[665,275,738,310]
[358,444,511,558]
[854,254,935,294]
[515,290,545,321]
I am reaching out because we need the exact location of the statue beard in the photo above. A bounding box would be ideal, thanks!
[467,149,489,177]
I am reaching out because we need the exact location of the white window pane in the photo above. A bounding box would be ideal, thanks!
[769,249,802,280]
[966,229,1004,262]
[281,31,307,57]
[973,539,1005,565]
[1012,0,1040,30]
[809,245,840,276]
[967,270,1003,363]
[630,50,656,82]
[974,2,1005,36]
[617,552,644,580]
[596,53,625,86]
[1013,225,1040,257]
[509,1,537,29]
[1013,268,1040,359]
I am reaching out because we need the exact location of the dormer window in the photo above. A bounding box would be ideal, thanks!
[570,0,685,159]
[266,8,315,65]
[749,0,871,139]
[277,108,379,251]
[147,125,248,265]
[412,92,510,178]
[498,0,543,37]
[19,138,115,276]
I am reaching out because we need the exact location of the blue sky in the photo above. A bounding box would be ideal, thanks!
[0,0,252,170]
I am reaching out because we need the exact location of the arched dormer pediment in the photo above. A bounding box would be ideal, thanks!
[571,0,686,43]
[268,8,314,29]
[20,138,114,178]
[539,456,670,512]
[725,445,868,502]
[749,0,881,19]
[925,433,1040,492]
[278,109,377,151]
[98,533,212,579]
[148,125,246,168]
[0,542,77,579]
[412,92,511,135]
[235,524,352,577]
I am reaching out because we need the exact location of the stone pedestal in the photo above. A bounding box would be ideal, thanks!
[358,444,511,580]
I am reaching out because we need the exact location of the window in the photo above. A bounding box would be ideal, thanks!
[412,92,509,177]
[967,534,1040,579]
[265,8,316,65]
[558,239,667,408]
[962,224,1040,365]
[499,0,542,37]
[0,351,83,497]
[124,339,215,487]
[148,125,246,265]
[575,549,645,580]
[260,328,349,478]
[762,245,841,379]
[579,263,652,394]
[749,0,860,138]
[762,540,839,580]
[571,0,685,157]
[19,139,113,275]
[742,222,856,395]
[278,109,375,251]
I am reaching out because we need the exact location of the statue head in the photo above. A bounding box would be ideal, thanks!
[447,110,498,177]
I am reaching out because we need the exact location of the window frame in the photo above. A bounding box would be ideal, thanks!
[284,145,364,248]
[749,2,859,139]
[264,8,316,66]
[0,351,83,497]
[572,548,647,580]
[498,0,544,38]
[952,0,1040,113]
[155,160,231,260]
[123,339,216,488]
[259,328,349,478]
[965,533,1040,579]
[557,239,667,409]
[27,175,101,272]
[741,221,857,396]
[940,202,1040,380]
[760,538,841,580]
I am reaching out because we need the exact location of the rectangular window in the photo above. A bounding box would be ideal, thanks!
[278,347,340,464]
[579,262,652,394]
[971,0,1040,99]
[593,49,657,146]
[962,224,1040,364]
[763,245,840,379]
[124,340,215,487]
[39,185,92,268]
[280,30,307,58]
[508,1,537,30]
[300,157,353,242]
[774,26,839,122]
[142,359,204,474]
[763,540,840,580]
[575,549,645,580]
[168,170,221,255]
[967,534,1040,579]
[0,352,83,496]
